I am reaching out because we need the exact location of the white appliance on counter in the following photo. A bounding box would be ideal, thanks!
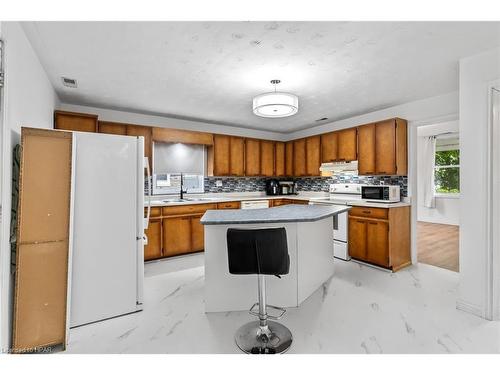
[70,131,148,327]
[241,200,270,209]
[309,184,363,261]
[361,185,401,203]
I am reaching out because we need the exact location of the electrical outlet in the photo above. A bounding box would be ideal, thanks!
[216,180,223,187]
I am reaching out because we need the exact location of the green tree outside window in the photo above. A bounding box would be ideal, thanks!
[434,146,460,194]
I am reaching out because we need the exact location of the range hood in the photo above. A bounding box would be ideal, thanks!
[319,160,358,174]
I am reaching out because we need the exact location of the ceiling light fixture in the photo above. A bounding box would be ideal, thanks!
[253,79,298,118]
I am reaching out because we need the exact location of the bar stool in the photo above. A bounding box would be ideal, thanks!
[226,227,292,354]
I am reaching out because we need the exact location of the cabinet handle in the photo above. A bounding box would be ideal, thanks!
[362,210,371,214]
[378,171,387,174]
[368,222,377,225]
[365,171,374,174]
[357,220,365,224]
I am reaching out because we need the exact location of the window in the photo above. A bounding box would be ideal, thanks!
[434,136,459,195]
[152,142,206,195]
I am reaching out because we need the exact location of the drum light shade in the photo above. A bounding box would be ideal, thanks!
[252,92,299,118]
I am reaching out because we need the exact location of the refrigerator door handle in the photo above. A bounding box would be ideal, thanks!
[144,156,151,230]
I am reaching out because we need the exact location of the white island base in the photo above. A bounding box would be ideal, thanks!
[203,217,335,313]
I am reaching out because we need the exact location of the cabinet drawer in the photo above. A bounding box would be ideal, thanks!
[217,201,240,209]
[144,207,162,217]
[162,203,217,216]
[349,206,388,220]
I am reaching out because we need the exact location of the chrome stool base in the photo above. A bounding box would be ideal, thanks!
[235,321,293,354]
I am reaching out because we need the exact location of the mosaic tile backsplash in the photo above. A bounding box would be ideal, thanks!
[203,174,408,197]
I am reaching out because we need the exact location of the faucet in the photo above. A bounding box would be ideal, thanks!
[180,173,188,200]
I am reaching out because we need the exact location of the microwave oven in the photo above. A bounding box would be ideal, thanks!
[361,185,401,203]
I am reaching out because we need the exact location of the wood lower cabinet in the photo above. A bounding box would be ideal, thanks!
[144,219,162,260]
[260,140,275,176]
[191,215,205,252]
[305,135,321,176]
[245,138,261,176]
[163,217,192,257]
[217,201,240,209]
[54,110,98,132]
[348,205,410,271]
[275,142,285,177]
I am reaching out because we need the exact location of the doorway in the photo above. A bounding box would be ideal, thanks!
[416,121,460,272]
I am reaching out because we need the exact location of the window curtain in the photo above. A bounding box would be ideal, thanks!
[422,136,436,208]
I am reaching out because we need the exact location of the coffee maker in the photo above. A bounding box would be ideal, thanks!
[279,181,297,195]
[265,179,280,196]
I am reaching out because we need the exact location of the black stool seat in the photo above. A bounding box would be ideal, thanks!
[226,227,290,276]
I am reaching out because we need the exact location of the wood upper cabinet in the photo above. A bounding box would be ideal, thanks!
[229,137,245,176]
[357,118,407,176]
[126,124,152,169]
[212,134,231,176]
[337,128,357,161]
[163,217,191,257]
[305,136,321,176]
[375,119,397,175]
[275,142,286,177]
[98,121,127,135]
[293,138,306,176]
[191,215,205,252]
[285,141,294,176]
[260,140,275,176]
[245,138,261,176]
[144,219,162,260]
[54,110,98,132]
[357,123,376,175]
[321,131,338,163]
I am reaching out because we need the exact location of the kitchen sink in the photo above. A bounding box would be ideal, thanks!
[183,197,218,202]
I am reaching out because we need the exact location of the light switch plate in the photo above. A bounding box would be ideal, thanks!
[216,180,223,187]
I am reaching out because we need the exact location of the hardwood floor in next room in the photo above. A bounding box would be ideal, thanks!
[417,221,459,272]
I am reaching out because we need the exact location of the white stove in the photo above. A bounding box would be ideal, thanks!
[309,184,362,261]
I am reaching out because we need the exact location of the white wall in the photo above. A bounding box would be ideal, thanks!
[60,103,287,141]
[416,121,460,226]
[0,21,60,351]
[458,47,500,319]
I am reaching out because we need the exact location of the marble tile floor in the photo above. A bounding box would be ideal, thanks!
[65,258,500,354]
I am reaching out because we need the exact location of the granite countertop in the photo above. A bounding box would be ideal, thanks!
[200,204,350,225]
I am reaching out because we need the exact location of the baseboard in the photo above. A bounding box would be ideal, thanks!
[456,298,485,319]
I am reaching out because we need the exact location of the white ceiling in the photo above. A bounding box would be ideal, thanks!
[22,21,500,133]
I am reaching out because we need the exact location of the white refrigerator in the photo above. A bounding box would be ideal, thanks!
[69,131,147,328]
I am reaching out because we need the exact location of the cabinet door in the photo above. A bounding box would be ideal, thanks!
[285,141,294,176]
[366,220,389,267]
[321,132,338,163]
[54,111,98,132]
[213,134,230,176]
[261,140,275,176]
[357,123,376,175]
[293,139,306,176]
[337,128,357,161]
[275,142,286,177]
[245,139,261,176]
[191,215,205,252]
[163,217,192,256]
[375,120,397,175]
[127,125,152,169]
[306,136,321,176]
[98,121,127,135]
[144,219,162,260]
[229,137,245,176]
[348,218,367,260]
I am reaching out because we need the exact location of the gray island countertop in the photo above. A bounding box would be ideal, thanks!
[200,204,350,225]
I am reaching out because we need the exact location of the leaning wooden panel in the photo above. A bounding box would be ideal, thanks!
[12,242,70,351]
[17,128,73,244]
[12,127,72,352]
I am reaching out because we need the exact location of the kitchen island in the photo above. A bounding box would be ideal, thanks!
[200,204,350,312]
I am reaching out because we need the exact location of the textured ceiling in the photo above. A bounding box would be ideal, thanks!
[22,21,500,133]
